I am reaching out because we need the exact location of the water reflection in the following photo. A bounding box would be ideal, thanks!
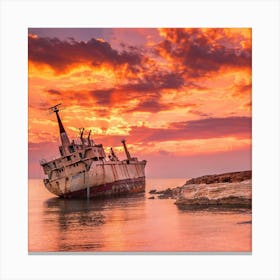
[176,204,252,214]
[42,193,146,251]
[44,193,146,215]
[29,178,252,252]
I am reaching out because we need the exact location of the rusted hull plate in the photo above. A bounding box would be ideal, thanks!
[61,176,146,199]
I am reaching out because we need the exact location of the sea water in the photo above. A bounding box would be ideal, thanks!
[28,178,251,252]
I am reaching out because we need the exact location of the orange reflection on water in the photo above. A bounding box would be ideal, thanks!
[29,178,251,252]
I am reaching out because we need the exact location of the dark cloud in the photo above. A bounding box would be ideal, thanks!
[45,71,185,113]
[137,99,169,112]
[239,84,251,93]
[42,83,195,115]
[129,116,251,142]
[47,89,61,95]
[232,82,252,98]
[244,102,252,109]
[157,72,185,89]
[125,98,196,114]
[29,101,52,110]
[235,83,252,94]
[171,116,251,136]
[122,71,184,93]
[28,33,185,95]
[28,35,142,73]
[91,89,114,106]
[157,28,251,77]
[126,99,171,113]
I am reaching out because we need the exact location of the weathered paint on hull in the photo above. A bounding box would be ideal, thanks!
[44,160,146,198]
[61,176,145,198]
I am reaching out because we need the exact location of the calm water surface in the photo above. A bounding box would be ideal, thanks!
[28,178,251,252]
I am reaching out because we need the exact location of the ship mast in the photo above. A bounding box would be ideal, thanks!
[49,103,70,147]
[121,139,132,160]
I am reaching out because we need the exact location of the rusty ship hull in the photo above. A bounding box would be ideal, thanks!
[43,160,146,198]
[40,104,147,199]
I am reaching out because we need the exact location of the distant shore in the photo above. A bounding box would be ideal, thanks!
[149,170,252,209]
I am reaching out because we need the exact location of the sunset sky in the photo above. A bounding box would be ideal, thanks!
[28,28,251,178]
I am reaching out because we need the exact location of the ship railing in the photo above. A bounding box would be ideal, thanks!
[39,154,61,165]
[72,138,96,148]
[43,178,49,184]
[40,159,48,165]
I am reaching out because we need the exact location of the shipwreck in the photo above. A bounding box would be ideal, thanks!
[40,104,147,198]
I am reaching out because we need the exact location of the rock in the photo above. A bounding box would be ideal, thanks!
[162,188,172,195]
[148,186,182,199]
[156,188,175,199]
[148,196,155,199]
[149,189,157,194]
[185,170,251,185]
[154,190,164,194]
[237,220,252,224]
[152,171,252,207]
[175,179,252,209]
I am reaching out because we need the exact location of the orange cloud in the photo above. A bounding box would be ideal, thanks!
[157,28,251,77]
[28,28,252,178]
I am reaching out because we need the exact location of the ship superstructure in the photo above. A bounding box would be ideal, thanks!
[40,104,146,198]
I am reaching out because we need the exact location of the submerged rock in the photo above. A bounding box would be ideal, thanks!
[154,187,181,199]
[237,220,252,224]
[149,189,157,194]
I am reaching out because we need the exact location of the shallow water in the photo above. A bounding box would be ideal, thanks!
[28,178,251,252]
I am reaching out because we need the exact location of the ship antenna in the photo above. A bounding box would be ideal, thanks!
[79,128,85,145]
[48,103,70,147]
[87,130,92,146]
[111,147,117,157]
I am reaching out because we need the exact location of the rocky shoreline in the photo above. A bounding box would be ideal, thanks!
[149,170,252,209]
